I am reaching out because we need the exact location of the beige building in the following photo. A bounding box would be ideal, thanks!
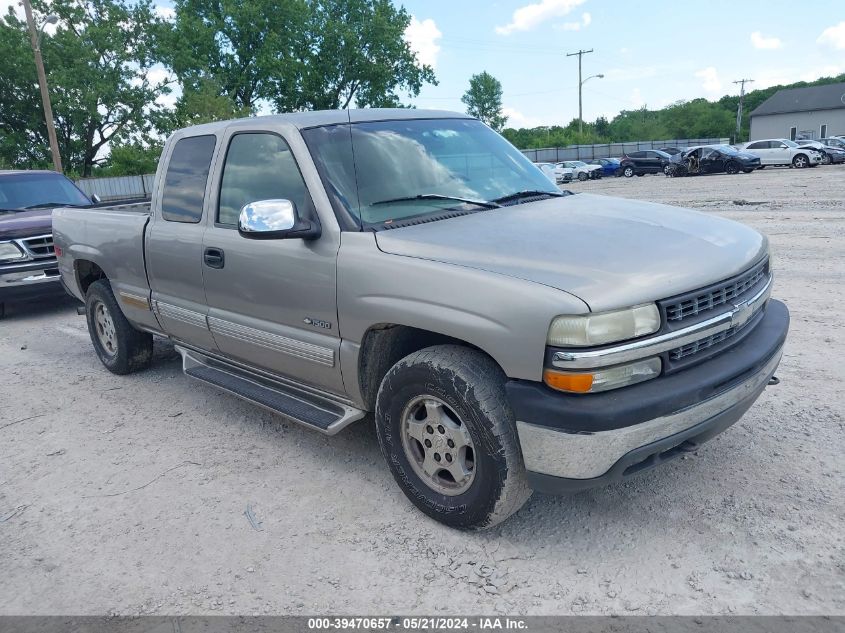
[749,82,845,141]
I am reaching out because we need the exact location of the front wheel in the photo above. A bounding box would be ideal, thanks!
[663,164,672,175]
[792,154,809,168]
[577,172,588,181]
[725,161,740,175]
[623,166,634,177]
[375,345,531,530]
[821,152,831,165]
[85,279,153,375]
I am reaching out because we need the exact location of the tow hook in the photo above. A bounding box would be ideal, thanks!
[768,376,780,386]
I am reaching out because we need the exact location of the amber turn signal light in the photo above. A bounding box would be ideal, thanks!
[543,369,594,393]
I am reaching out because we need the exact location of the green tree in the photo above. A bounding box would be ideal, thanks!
[0,0,169,175]
[97,142,162,176]
[461,71,507,132]
[163,0,436,114]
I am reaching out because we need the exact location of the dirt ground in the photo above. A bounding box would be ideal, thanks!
[1,166,843,616]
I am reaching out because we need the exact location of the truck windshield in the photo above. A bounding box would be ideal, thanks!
[0,172,91,212]
[303,118,559,227]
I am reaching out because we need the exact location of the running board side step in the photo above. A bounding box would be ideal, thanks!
[176,346,365,435]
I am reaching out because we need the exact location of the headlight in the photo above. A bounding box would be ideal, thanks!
[547,304,661,347]
[0,242,26,262]
[543,357,662,393]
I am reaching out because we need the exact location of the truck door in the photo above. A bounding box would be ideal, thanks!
[145,133,219,351]
[200,129,344,395]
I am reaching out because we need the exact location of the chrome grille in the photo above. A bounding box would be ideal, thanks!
[664,259,768,323]
[20,234,55,258]
[670,327,738,360]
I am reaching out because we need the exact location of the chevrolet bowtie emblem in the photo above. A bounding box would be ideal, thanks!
[730,300,753,328]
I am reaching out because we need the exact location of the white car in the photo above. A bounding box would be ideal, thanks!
[536,162,573,184]
[558,160,602,181]
[738,139,822,168]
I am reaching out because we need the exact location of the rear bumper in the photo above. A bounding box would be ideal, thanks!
[0,260,64,302]
[509,299,789,492]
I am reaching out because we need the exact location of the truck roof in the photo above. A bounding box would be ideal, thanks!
[173,108,474,136]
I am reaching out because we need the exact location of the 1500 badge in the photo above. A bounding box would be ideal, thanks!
[303,317,332,329]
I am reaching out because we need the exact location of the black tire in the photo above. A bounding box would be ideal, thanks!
[375,345,531,530]
[623,166,634,178]
[578,172,588,181]
[725,161,740,175]
[85,279,153,375]
[663,164,672,175]
[821,152,831,165]
[792,154,809,168]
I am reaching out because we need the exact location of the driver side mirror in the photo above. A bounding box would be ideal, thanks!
[237,199,320,240]
[90,194,102,204]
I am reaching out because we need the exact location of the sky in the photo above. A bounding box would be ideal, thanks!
[399,0,845,128]
[3,0,844,129]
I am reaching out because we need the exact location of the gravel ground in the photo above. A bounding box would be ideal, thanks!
[1,166,843,616]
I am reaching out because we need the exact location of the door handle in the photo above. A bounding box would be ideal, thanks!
[203,247,225,269]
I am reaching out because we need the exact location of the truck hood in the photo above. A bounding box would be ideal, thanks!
[0,208,53,240]
[374,193,767,312]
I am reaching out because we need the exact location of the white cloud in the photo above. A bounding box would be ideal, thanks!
[817,21,845,50]
[695,66,722,95]
[495,0,587,35]
[750,31,782,50]
[0,0,22,19]
[502,107,547,129]
[154,5,176,20]
[404,16,442,69]
[554,11,591,31]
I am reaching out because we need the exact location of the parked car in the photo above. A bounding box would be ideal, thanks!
[819,138,845,150]
[794,139,845,165]
[54,109,789,529]
[586,157,621,177]
[0,170,99,317]
[559,160,602,181]
[666,145,761,176]
[737,139,822,168]
[619,150,672,177]
[536,162,572,184]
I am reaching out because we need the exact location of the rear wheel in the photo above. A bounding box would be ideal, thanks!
[792,154,809,168]
[725,161,740,175]
[623,166,634,178]
[375,345,531,530]
[821,152,831,165]
[85,279,153,375]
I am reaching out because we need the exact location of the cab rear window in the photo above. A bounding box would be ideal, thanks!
[161,135,216,223]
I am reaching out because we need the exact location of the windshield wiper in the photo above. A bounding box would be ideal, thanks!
[491,190,566,205]
[370,194,500,209]
[22,202,83,209]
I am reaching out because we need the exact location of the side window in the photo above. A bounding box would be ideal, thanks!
[161,135,216,223]
[747,142,763,150]
[629,151,644,159]
[218,133,311,227]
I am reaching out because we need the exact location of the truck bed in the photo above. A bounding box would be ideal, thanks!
[53,202,153,310]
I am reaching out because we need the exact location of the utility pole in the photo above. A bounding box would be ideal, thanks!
[567,48,593,134]
[733,78,754,144]
[22,0,63,173]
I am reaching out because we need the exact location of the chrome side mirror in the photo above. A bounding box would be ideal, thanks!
[237,199,320,240]
[90,193,101,204]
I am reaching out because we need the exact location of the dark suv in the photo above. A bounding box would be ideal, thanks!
[620,150,672,177]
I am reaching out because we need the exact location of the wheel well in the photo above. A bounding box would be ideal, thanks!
[357,324,486,410]
[75,260,106,296]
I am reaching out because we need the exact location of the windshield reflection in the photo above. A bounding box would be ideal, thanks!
[303,118,558,226]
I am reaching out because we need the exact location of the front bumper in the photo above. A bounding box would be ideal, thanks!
[509,299,789,492]
[0,260,64,302]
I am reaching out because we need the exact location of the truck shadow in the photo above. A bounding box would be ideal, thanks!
[1,295,80,321]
